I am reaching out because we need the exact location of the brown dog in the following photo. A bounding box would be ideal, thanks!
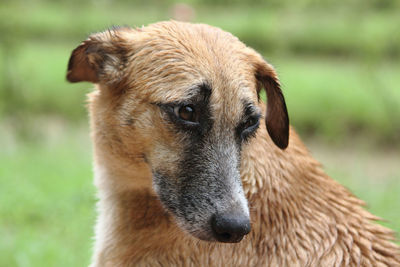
[67,21,400,266]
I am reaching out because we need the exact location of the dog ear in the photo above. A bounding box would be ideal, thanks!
[254,60,289,149]
[66,29,130,85]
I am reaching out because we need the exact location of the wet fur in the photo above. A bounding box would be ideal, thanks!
[67,21,400,266]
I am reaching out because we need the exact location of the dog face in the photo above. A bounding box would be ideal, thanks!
[67,21,288,243]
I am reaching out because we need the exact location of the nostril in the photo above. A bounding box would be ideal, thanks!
[211,213,251,243]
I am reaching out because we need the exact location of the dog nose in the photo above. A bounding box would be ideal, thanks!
[211,212,251,243]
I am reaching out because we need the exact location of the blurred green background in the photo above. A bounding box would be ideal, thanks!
[0,0,399,265]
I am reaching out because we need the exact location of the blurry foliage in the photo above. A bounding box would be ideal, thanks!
[0,0,399,144]
[5,0,399,9]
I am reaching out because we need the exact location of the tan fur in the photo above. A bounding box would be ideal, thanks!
[67,21,400,266]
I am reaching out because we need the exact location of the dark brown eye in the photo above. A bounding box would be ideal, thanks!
[244,117,259,129]
[174,105,196,122]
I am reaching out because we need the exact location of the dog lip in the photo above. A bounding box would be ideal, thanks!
[215,233,245,243]
[185,230,216,243]
[188,232,244,243]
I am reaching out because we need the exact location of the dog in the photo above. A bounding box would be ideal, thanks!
[67,21,400,266]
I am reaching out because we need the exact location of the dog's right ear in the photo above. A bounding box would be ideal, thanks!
[67,29,130,85]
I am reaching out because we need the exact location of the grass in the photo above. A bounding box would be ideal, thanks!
[275,56,400,142]
[0,123,95,267]
[307,139,400,234]
[0,124,399,266]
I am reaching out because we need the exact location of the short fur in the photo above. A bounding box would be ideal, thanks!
[67,21,400,266]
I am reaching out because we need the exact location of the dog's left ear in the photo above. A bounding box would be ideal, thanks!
[254,59,289,149]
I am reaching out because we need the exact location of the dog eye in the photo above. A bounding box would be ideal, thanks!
[174,105,196,122]
[239,115,260,141]
[243,116,259,130]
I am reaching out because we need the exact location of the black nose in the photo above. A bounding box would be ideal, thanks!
[211,212,251,243]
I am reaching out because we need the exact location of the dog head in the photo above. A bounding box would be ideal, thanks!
[67,21,288,243]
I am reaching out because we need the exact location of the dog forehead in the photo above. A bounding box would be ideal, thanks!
[125,21,258,105]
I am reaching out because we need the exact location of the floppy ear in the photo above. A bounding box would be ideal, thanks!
[255,60,289,149]
[66,28,130,85]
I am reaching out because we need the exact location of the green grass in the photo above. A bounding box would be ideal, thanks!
[275,56,400,142]
[0,42,89,120]
[0,124,95,267]
[307,140,400,235]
